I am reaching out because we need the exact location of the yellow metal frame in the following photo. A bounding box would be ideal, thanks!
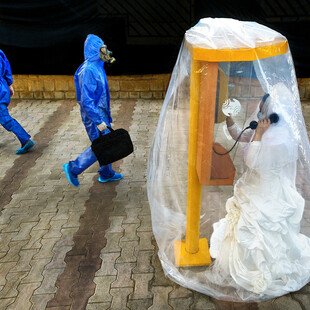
[185,59,203,255]
[174,239,211,267]
[174,59,212,267]
[174,39,288,268]
[187,40,288,62]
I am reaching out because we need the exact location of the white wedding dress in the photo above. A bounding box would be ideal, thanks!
[210,120,310,296]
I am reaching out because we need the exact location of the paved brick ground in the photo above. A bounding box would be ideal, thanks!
[0,99,309,310]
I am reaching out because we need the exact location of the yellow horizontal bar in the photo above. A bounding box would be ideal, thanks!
[188,41,288,62]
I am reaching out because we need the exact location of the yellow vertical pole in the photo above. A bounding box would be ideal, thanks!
[174,59,211,267]
[186,59,202,254]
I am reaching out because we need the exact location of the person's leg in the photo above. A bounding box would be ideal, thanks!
[63,146,98,187]
[63,111,101,187]
[98,164,115,179]
[93,125,123,183]
[80,114,123,182]
[64,111,123,186]
[70,146,98,175]
[98,164,123,183]
[0,103,31,146]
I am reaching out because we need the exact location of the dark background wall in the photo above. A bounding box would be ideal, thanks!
[0,0,309,77]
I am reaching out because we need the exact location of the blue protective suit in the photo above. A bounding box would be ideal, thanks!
[0,50,31,146]
[69,34,115,178]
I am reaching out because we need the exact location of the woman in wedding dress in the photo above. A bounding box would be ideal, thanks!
[210,84,310,296]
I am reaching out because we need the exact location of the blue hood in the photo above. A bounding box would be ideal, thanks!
[84,34,104,62]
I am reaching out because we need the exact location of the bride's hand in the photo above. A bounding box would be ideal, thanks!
[226,113,234,127]
[253,118,270,141]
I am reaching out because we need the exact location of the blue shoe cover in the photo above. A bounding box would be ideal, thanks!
[16,139,36,155]
[63,163,80,187]
[98,172,124,183]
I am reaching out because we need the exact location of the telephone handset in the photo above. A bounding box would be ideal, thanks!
[213,113,279,156]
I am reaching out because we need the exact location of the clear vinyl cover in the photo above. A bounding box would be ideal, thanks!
[147,18,310,301]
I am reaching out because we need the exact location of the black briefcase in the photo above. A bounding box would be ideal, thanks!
[91,126,134,166]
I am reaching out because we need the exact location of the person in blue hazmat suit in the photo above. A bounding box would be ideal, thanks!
[63,34,123,187]
[0,50,35,154]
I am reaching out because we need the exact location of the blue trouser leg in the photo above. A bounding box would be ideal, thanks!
[69,146,115,178]
[0,103,30,145]
[70,109,115,178]
[98,163,114,179]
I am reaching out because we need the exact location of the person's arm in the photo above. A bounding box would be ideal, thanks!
[226,116,253,142]
[80,69,105,127]
[252,118,270,142]
[1,52,13,86]
[9,85,14,96]
[226,115,235,128]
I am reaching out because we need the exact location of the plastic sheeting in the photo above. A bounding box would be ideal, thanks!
[147,18,310,301]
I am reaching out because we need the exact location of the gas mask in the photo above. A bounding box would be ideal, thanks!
[100,45,116,64]
[257,94,270,120]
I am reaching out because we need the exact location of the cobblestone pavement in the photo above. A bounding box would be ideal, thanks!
[0,99,309,310]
